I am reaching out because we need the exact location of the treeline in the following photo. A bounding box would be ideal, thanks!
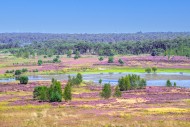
[1,32,190,45]
[5,37,190,57]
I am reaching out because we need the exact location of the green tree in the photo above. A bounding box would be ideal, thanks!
[67,50,72,58]
[139,79,147,89]
[99,56,104,61]
[49,79,63,102]
[38,60,43,66]
[15,70,22,75]
[63,82,72,101]
[166,80,172,87]
[114,85,122,97]
[21,68,28,73]
[74,51,80,60]
[99,79,102,85]
[174,82,177,87]
[53,58,59,63]
[145,68,151,73]
[118,59,124,65]
[19,76,29,84]
[76,73,83,84]
[108,56,114,63]
[152,67,157,73]
[100,83,111,99]
[33,86,49,101]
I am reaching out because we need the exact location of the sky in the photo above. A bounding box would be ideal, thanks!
[0,0,190,33]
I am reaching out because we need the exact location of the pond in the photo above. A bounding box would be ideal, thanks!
[0,72,190,88]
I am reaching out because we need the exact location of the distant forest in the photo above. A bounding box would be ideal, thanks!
[0,32,190,57]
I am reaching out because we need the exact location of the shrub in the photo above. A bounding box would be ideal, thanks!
[118,59,124,65]
[166,80,172,87]
[63,82,72,101]
[48,54,52,57]
[67,50,72,58]
[33,69,39,72]
[118,74,146,91]
[53,58,59,63]
[76,73,83,84]
[99,79,102,84]
[5,70,9,73]
[100,83,111,99]
[56,55,60,59]
[145,68,151,73]
[33,86,49,101]
[118,76,130,91]
[99,56,104,61]
[15,70,22,75]
[139,79,147,89]
[19,76,29,84]
[21,68,28,73]
[49,79,63,102]
[38,60,43,66]
[33,79,63,102]
[68,73,83,86]
[74,51,80,60]
[152,67,157,73]
[174,82,177,87]
[114,85,122,97]
[74,55,79,59]
[44,55,47,58]
[108,56,114,63]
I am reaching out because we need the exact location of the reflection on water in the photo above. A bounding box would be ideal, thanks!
[0,72,190,88]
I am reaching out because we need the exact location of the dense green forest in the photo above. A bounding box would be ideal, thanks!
[1,38,189,58]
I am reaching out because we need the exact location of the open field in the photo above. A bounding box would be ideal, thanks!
[0,81,190,127]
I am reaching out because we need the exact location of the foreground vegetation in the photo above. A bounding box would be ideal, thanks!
[0,80,190,127]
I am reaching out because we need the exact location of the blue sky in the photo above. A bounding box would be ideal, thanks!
[0,0,190,33]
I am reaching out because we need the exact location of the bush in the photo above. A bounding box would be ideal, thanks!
[145,68,151,73]
[33,79,63,102]
[53,58,59,63]
[118,59,124,65]
[152,67,157,73]
[19,76,29,84]
[118,74,146,91]
[99,79,102,84]
[67,50,72,58]
[114,85,122,97]
[76,73,83,84]
[139,79,147,89]
[99,56,104,61]
[100,83,111,99]
[74,51,80,60]
[108,56,114,63]
[15,70,22,75]
[49,79,63,102]
[74,55,79,59]
[68,73,83,86]
[21,68,28,73]
[38,60,43,66]
[56,55,60,59]
[33,86,49,101]
[33,69,39,72]
[174,82,177,87]
[44,55,47,58]
[118,76,130,91]
[63,82,72,101]
[166,80,172,87]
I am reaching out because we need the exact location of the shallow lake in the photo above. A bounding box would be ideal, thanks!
[0,72,190,88]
